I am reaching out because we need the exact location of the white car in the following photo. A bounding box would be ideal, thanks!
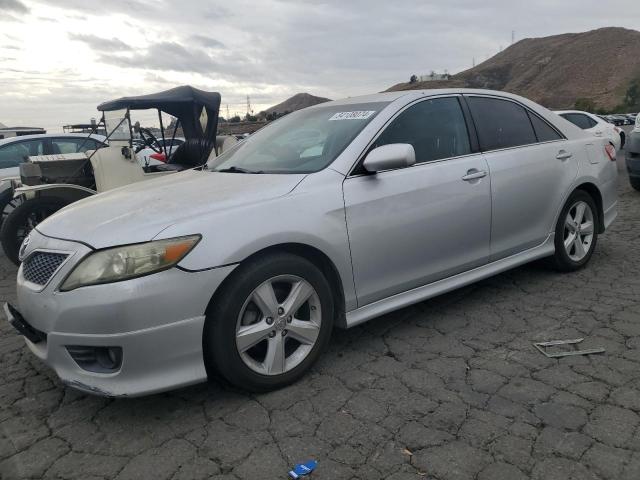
[555,110,624,151]
[136,137,185,166]
[0,133,106,182]
[0,133,107,219]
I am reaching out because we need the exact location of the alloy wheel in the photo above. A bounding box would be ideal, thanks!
[563,200,595,262]
[235,275,322,375]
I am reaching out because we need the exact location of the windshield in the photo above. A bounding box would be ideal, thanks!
[103,109,131,141]
[208,102,388,173]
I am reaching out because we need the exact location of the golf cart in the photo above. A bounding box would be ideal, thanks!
[1,85,236,264]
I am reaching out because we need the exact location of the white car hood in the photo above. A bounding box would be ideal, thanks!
[36,170,306,249]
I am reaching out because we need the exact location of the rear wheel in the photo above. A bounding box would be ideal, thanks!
[204,253,334,391]
[551,190,598,272]
[0,197,69,265]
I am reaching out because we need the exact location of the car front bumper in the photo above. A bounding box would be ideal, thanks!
[11,229,236,397]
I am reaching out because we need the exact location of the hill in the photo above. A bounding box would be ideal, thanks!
[262,93,331,116]
[387,27,640,111]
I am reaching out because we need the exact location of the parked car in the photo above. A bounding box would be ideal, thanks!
[603,115,626,127]
[0,133,106,181]
[136,137,185,166]
[0,133,106,227]
[626,114,640,191]
[0,86,235,264]
[6,89,618,397]
[555,110,624,150]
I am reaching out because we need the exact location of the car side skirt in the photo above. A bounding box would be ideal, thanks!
[344,234,556,328]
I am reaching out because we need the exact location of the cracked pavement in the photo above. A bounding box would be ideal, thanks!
[1,152,639,480]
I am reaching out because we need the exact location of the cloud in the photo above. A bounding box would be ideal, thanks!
[69,33,132,52]
[0,0,28,14]
[190,35,225,50]
[98,42,220,73]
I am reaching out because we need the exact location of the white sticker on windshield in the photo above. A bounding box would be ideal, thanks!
[329,111,376,121]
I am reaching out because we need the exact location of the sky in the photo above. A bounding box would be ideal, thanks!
[1,0,639,132]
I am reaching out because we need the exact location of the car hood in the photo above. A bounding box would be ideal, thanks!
[36,170,306,249]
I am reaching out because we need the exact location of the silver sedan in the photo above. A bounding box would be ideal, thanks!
[8,89,618,396]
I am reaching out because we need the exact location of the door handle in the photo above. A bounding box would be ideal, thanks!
[556,150,572,160]
[461,169,487,181]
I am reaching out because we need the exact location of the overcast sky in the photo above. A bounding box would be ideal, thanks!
[1,0,639,131]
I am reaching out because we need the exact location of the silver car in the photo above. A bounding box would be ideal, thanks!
[7,89,618,396]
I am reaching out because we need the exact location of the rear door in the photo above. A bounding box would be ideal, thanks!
[465,95,577,260]
[343,96,492,306]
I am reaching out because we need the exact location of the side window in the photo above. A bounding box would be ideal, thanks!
[561,113,594,130]
[51,138,97,154]
[467,97,537,151]
[373,97,471,163]
[0,140,44,169]
[528,112,563,142]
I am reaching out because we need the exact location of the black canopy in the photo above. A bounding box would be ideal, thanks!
[97,86,221,140]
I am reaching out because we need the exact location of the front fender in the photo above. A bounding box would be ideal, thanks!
[156,169,357,311]
[15,184,96,203]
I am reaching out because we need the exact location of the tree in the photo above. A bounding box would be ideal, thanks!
[574,98,596,112]
[624,80,640,110]
[228,115,241,123]
[409,74,417,84]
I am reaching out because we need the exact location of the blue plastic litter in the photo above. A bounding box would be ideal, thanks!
[288,460,317,479]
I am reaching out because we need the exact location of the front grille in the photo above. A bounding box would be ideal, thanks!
[23,252,68,286]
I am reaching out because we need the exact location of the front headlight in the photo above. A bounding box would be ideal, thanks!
[60,235,200,291]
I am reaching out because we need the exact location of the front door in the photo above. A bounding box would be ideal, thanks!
[343,96,492,307]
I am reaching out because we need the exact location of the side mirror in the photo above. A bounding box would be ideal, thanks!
[362,144,416,173]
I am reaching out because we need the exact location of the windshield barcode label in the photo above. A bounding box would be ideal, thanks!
[329,111,376,121]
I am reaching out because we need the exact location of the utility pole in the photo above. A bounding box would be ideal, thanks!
[246,95,253,116]
[472,57,475,68]
[226,104,230,119]
[511,30,515,44]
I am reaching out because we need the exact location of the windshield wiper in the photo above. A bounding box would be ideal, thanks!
[215,166,263,174]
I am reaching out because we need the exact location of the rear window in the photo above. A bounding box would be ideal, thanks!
[528,113,563,142]
[560,113,597,130]
[467,97,537,151]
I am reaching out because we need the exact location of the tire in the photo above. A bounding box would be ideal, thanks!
[204,252,334,392]
[0,188,13,231]
[630,177,640,191]
[0,196,69,265]
[551,190,599,272]
[620,132,626,150]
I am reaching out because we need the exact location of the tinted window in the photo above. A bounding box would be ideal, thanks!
[51,138,100,154]
[560,113,596,130]
[467,97,537,151]
[373,97,471,163]
[0,140,44,169]
[528,113,563,142]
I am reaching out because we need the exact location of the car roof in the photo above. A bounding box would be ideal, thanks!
[0,133,107,146]
[311,88,552,108]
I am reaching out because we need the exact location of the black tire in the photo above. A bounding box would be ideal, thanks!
[204,252,334,392]
[630,177,640,191]
[620,131,626,150]
[551,190,599,272]
[0,196,69,265]
[0,188,14,231]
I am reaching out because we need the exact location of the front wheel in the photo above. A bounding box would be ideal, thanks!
[550,190,598,272]
[204,253,334,391]
[0,196,69,265]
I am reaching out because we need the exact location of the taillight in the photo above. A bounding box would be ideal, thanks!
[149,153,167,162]
[604,144,616,161]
